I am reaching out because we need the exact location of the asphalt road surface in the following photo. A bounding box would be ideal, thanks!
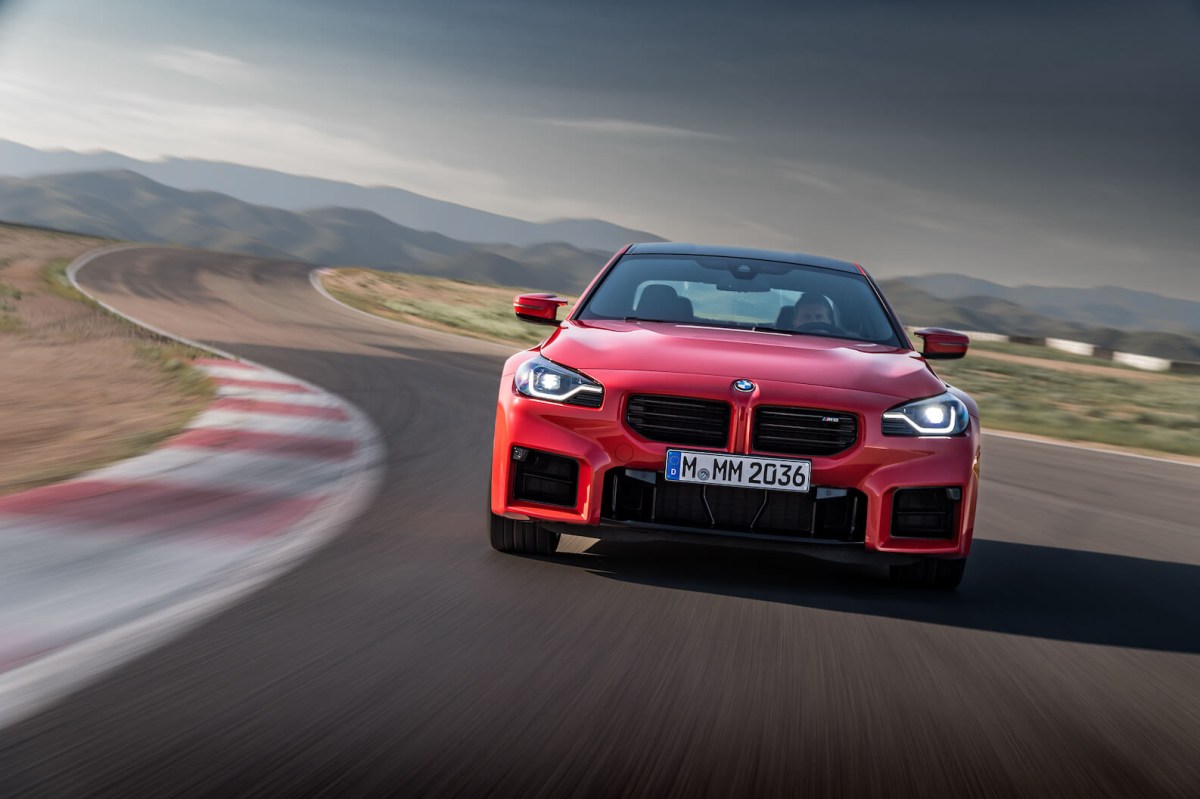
[2,248,1197,797]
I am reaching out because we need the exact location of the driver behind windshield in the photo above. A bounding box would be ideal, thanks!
[785,295,837,332]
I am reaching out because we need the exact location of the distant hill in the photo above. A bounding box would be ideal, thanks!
[896,273,1200,335]
[0,139,663,252]
[0,170,607,292]
[880,279,1200,362]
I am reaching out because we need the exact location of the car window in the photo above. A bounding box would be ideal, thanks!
[579,254,900,346]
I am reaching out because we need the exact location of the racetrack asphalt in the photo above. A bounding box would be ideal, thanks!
[1,247,1197,797]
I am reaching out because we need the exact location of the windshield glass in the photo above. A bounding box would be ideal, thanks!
[577,253,901,346]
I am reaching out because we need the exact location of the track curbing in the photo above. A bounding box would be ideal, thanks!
[0,246,386,729]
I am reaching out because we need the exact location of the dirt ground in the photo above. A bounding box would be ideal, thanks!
[0,226,210,495]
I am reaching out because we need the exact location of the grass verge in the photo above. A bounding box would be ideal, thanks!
[42,257,211,357]
[932,356,1200,457]
[0,279,23,332]
[323,267,557,346]
[42,257,97,306]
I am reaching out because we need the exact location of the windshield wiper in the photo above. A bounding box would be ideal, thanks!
[751,325,864,343]
[623,316,677,324]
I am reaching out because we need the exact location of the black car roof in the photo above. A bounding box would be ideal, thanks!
[626,242,860,274]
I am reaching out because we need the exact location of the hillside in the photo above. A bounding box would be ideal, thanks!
[0,170,608,292]
[0,139,663,252]
[896,273,1200,335]
[880,279,1200,361]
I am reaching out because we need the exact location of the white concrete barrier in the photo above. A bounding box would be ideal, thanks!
[903,324,1194,373]
[1046,338,1095,357]
[1112,352,1172,371]
[960,330,1010,343]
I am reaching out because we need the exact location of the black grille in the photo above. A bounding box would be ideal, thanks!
[603,469,866,542]
[625,395,730,448]
[752,406,858,457]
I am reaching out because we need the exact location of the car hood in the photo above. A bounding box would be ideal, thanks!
[540,320,943,401]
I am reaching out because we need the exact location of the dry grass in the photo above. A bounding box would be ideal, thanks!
[933,353,1200,456]
[0,226,214,495]
[322,267,568,346]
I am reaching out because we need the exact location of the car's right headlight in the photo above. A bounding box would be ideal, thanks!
[882,391,970,436]
[514,355,604,407]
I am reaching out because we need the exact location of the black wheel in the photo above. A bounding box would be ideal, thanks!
[889,557,967,590]
[489,511,559,556]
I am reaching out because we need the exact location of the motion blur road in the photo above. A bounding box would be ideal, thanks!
[2,248,1198,797]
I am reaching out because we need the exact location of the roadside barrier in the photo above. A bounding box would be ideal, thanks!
[910,328,1198,374]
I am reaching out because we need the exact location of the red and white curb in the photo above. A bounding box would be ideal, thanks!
[0,247,384,728]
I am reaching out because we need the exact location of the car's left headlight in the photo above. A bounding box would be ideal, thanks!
[882,391,969,436]
[514,355,604,407]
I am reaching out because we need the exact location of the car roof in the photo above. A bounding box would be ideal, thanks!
[625,242,861,274]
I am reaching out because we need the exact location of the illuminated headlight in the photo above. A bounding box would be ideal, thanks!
[514,355,604,407]
[882,391,970,436]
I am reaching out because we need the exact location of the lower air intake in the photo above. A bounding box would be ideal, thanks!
[512,449,579,508]
[890,487,960,539]
[602,469,866,542]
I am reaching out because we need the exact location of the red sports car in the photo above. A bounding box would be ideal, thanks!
[489,243,979,589]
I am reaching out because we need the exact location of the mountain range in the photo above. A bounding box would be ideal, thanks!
[0,169,608,292]
[878,279,1200,362]
[1,148,1195,360]
[0,139,662,252]
[891,274,1199,336]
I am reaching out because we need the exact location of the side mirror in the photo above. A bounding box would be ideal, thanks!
[514,293,569,326]
[914,327,969,360]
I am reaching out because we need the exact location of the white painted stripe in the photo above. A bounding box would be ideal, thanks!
[0,532,260,661]
[0,518,158,578]
[196,364,275,381]
[188,409,360,437]
[92,447,350,496]
[982,429,1200,468]
[212,384,345,407]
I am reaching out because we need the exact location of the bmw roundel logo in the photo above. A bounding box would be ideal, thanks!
[733,379,755,392]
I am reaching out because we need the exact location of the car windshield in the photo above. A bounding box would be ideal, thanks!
[577,253,901,346]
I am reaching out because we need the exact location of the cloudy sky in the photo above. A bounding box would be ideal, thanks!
[0,0,1197,296]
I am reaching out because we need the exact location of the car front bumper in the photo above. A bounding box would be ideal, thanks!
[491,366,980,560]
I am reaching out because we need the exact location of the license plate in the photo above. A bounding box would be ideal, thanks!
[665,449,811,493]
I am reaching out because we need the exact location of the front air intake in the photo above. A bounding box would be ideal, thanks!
[511,449,579,508]
[602,469,867,542]
[625,395,731,448]
[890,487,960,539]
[752,406,858,457]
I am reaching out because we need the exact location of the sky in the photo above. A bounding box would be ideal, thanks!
[0,0,1197,297]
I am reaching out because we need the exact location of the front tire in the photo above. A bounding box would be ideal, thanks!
[489,511,559,556]
[889,557,966,590]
